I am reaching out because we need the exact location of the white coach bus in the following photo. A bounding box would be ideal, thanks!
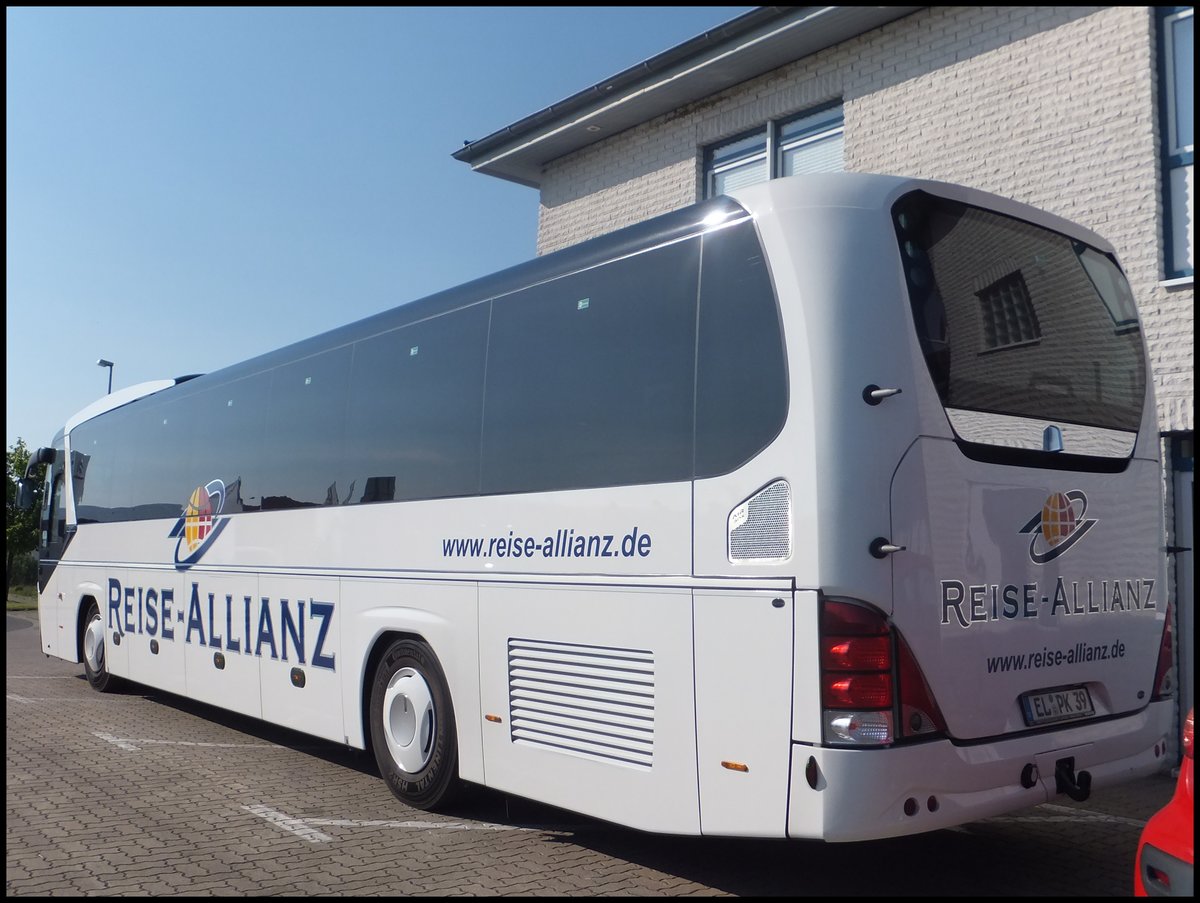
[21,173,1174,841]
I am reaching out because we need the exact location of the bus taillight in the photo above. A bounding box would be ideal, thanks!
[895,628,947,739]
[821,598,947,746]
[821,599,894,745]
[1151,601,1175,701]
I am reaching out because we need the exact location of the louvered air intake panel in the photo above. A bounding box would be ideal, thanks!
[507,638,654,770]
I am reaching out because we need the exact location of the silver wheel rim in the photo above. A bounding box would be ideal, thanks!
[84,612,105,674]
[382,667,436,774]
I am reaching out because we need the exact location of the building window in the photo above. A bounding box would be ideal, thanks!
[704,104,843,198]
[1159,7,1194,279]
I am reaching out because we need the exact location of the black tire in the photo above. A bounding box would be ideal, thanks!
[369,638,460,811]
[81,600,116,692]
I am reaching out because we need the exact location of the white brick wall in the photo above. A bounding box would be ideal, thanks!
[536,5,1193,436]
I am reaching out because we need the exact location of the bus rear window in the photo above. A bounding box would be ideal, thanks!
[892,192,1146,446]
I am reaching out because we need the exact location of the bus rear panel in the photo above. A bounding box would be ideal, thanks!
[727,175,1169,840]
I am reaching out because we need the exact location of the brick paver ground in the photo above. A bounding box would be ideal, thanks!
[7,611,1176,896]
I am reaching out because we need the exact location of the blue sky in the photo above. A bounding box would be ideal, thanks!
[6,6,752,452]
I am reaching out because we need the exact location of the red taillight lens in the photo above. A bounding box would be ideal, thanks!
[823,599,889,636]
[1151,602,1174,701]
[1184,709,1194,760]
[822,635,891,671]
[824,672,892,708]
[821,600,893,713]
[896,629,948,737]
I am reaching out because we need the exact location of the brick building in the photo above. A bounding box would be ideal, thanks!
[455,6,1193,738]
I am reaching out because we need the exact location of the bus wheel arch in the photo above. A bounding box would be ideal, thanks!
[79,597,116,692]
[366,634,461,811]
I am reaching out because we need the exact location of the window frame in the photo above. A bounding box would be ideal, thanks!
[703,102,844,199]
[775,104,845,179]
[1158,6,1194,280]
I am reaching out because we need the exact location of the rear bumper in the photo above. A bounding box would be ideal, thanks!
[787,699,1172,841]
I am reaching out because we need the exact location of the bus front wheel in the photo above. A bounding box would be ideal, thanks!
[369,638,460,811]
[82,601,116,692]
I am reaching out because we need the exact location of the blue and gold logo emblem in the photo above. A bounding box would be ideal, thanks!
[168,479,229,569]
[1019,490,1096,564]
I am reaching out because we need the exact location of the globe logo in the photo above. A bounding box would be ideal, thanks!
[183,485,214,553]
[1040,492,1077,547]
[168,479,228,569]
[1019,489,1096,564]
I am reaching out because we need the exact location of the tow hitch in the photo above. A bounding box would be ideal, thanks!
[1054,757,1092,802]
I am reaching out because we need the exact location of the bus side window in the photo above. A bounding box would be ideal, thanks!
[481,238,700,495]
[694,220,788,477]
[343,302,489,504]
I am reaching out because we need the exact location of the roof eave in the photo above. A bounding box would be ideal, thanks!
[452,6,923,188]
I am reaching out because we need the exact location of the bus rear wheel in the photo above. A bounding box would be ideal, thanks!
[82,600,116,692]
[369,638,460,811]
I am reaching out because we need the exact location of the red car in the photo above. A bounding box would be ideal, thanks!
[1135,707,1194,896]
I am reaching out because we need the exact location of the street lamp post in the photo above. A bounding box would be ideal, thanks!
[97,359,114,394]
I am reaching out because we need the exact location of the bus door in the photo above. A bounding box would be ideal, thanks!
[30,440,71,658]
[35,441,68,593]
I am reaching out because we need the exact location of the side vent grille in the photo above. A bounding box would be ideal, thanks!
[728,479,792,562]
[508,638,654,770]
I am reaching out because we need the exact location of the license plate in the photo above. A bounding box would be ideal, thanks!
[1020,685,1095,727]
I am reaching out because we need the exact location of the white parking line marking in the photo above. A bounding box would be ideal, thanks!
[243,805,334,843]
[94,731,142,751]
[1037,803,1147,828]
[7,693,33,704]
[305,817,532,832]
[242,805,560,843]
[94,731,282,752]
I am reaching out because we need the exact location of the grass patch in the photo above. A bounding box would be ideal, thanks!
[7,585,38,611]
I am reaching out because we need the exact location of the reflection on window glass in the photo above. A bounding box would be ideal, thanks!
[343,303,489,503]
[260,347,352,509]
[185,374,270,513]
[695,219,787,477]
[1075,245,1139,328]
[483,239,700,494]
[978,271,1041,350]
[72,409,132,523]
[123,397,198,520]
[894,191,1146,434]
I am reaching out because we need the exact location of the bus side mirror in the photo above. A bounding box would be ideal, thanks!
[17,447,56,510]
[25,447,57,477]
